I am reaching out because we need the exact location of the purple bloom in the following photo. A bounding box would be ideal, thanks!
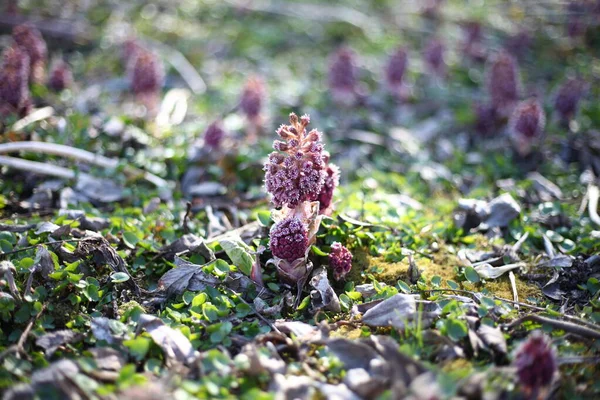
[12,24,47,84]
[269,217,309,262]
[509,98,545,155]
[504,29,531,58]
[240,76,265,122]
[129,49,164,97]
[485,51,520,116]
[329,47,357,105]
[554,78,585,122]
[203,121,226,150]
[317,164,340,215]
[513,331,557,394]
[385,48,408,92]
[329,242,353,281]
[264,113,326,209]
[48,61,73,92]
[461,21,486,62]
[0,45,31,118]
[424,38,446,77]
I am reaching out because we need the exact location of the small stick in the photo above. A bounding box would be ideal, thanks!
[508,271,519,309]
[223,287,281,334]
[588,185,600,226]
[503,314,600,340]
[0,303,46,361]
[182,202,192,234]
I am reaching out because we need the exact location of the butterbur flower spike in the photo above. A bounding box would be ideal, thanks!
[0,45,31,118]
[269,217,308,263]
[12,24,47,84]
[203,121,226,150]
[486,51,520,116]
[513,331,557,397]
[385,48,408,95]
[329,242,353,281]
[329,47,357,105]
[424,38,446,77]
[240,76,265,123]
[509,98,545,156]
[129,48,164,115]
[49,61,73,92]
[554,78,585,123]
[264,112,326,209]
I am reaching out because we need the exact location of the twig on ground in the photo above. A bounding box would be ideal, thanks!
[182,202,192,234]
[11,107,55,132]
[0,303,46,362]
[503,314,600,340]
[0,223,37,233]
[223,287,281,334]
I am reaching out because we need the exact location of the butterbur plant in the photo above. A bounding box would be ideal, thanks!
[486,51,520,117]
[129,48,164,115]
[329,242,352,281]
[0,45,31,118]
[509,98,545,156]
[385,48,408,97]
[48,61,73,92]
[240,76,266,137]
[12,24,47,84]
[513,331,557,398]
[203,121,226,150]
[554,78,585,123]
[423,38,446,77]
[329,47,358,106]
[265,113,343,288]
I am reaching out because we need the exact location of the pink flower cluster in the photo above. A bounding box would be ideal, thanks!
[12,24,47,84]
[269,217,309,262]
[513,331,557,395]
[329,242,353,280]
[0,46,31,117]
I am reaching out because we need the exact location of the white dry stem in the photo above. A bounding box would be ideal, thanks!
[508,271,519,309]
[11,107,55,132]
[0,141,169,189]
[588,184,600,227]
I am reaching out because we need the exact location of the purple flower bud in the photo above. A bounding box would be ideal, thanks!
[270,217,308,262]
[424,38,446,77]
[509,98,545,155]
[0,45,31,117]
[129,49,164,97]
[317,164,340,215]
[485,51,520,116]
[513,331,557,394]
[385,48,408,91]
[12,24,47,84]
[329,242,353,281]
[203,121,226,150]
[264,113,326,208]
[48,61,73,92]
[504,29,530,58]
[554,78,585,122]
[329,47,357,105]
[240,76,265,122]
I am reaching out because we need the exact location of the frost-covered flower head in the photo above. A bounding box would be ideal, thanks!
[240,76,265,122]
[0,45,31,117]
[513,331,557,395]
[270,217,308,263]
[509,98,545,155]
[329,47,357,105]
[12,24,47,84]
[385,47,408,92]
[329,242,352,281]
[485,51,520,116]
[203,121,226,150]
[554,78,585,122]
[264,113,326,209]
[424,38,446,77]
[49,61,72,92]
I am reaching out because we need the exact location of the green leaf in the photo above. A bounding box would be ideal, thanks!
[110,272,130,283]
[445,318,468,341]
[447,280,459,290]
[219,237,254,276]
[202,303,219,322]
[124,337,152,361]
[123,232,139,249]
[464,266,480,283]
[311,245,329,256]
[256,210,272,227]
